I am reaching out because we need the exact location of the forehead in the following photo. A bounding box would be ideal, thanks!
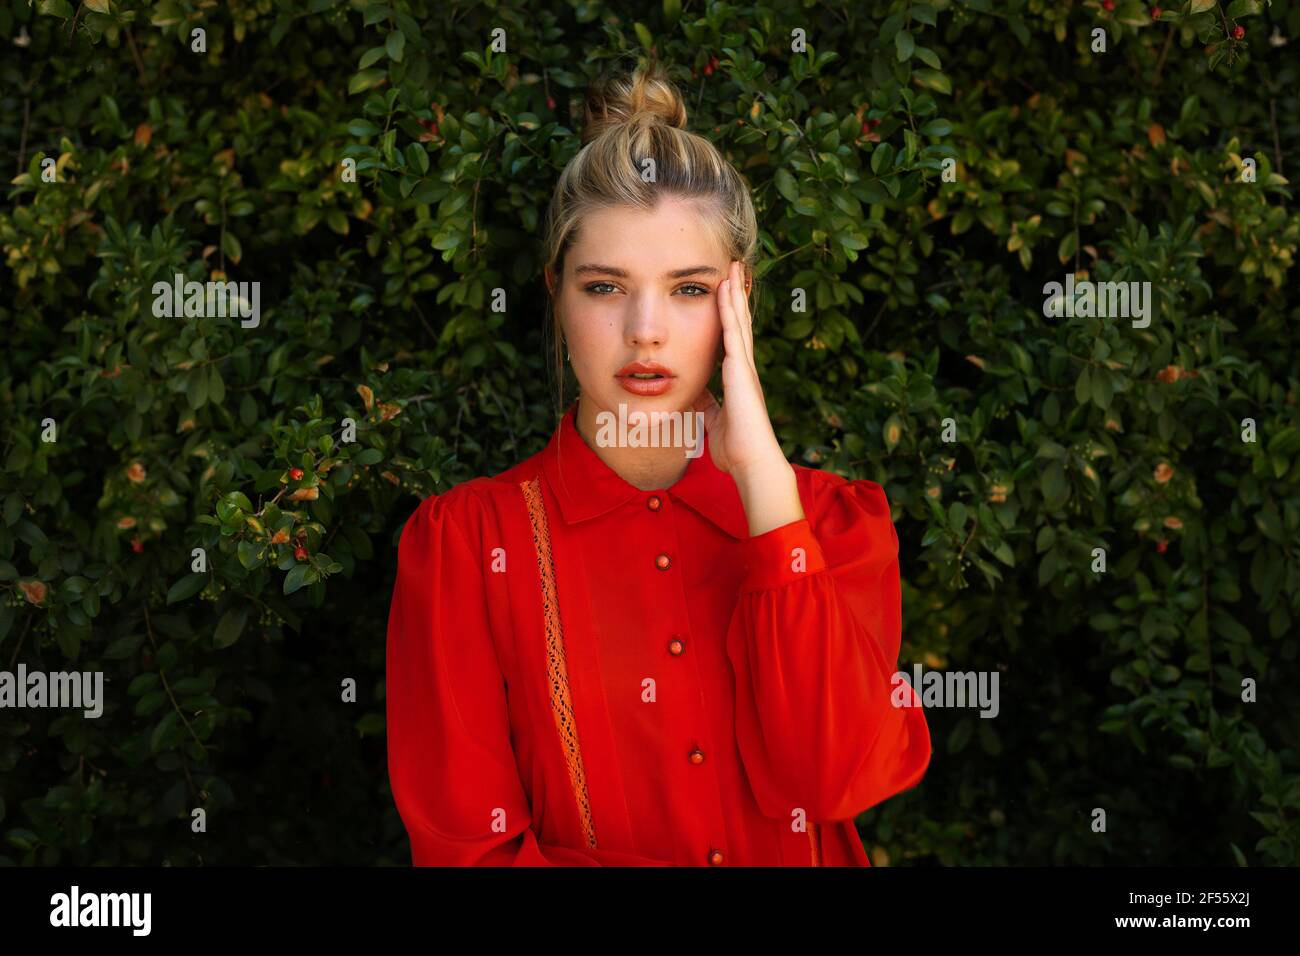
[568,198,727,273]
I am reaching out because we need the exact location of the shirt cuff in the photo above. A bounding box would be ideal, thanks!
[741,518,828,593]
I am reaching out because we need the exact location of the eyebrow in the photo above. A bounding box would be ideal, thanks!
[571,264,721,280]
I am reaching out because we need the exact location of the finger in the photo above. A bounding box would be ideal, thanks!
[730,262,755,366]
[717,276,745,367]
[725,269,754,374]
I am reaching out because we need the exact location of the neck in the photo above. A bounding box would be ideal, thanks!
[573,394,693,491]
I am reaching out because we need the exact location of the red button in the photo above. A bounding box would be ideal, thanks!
[655,554,671,571]
[668,638,685,656]
[647,495,662,511]
[689,748,705,765]
[708,849,724,865]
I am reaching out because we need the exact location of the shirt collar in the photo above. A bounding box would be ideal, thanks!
[540,400,750,540]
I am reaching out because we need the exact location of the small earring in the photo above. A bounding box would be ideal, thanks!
[567,350,572,361]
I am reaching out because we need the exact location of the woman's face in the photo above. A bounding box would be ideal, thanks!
[548,197,742,418]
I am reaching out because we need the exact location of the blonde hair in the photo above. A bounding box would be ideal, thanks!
[541,59,759,416]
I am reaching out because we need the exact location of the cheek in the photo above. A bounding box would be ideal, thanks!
[685,322,724,375]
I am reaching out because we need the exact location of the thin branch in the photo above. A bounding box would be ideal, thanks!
[125,27,147,85]
[1269,98,1283,174]
[143,603,209,759]
[17,97,30,173]
[6,613,35,671]
[1152,26,1174,86]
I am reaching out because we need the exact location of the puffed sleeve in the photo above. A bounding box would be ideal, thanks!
[386,491,672,866]
[726,474,931,823]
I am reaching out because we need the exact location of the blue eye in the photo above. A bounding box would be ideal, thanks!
[583,283,711,296]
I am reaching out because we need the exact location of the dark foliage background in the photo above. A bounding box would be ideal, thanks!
[1,0,1298,866]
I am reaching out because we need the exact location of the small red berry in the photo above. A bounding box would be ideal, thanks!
[703,62,713,76]
[289,467,304,480]
[869,118,882,128]
[1156,539,1168,554]
[1102,0,1114,10]
[1152,7,1162,18]
[861,122,870,135]
[546,96,556,110]
[131,536,143,553]
[1231,25,1245,40]
[294,545,308,561]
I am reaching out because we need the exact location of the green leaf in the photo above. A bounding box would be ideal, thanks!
[1058,232,1077,264]
[405,142,429,174]
[792,196,820,216]
[990,540,1015,567]
[1090,369,1113,409]
[104,633,145,659]
[633,21,654,50]
[348,118,381,137]
[895,30,915,61]
[222,230,242,265]
[1041,461,1068,511]
[348,69,388,95]
[134,690,165,716]
[213,606,249,649]
[1225,0,1261,16]
[912,69,952,95]
[237,539,264,570]
[166,573,208,605]
[37,0,75,18]
[150,712,179,753]
[283,564,311,595]
[774,168,798,203]
[871,142,895,174]
[948,717,972,754]
[128,673,159,696]
[358,46,386,70]
[914,46,941,69]
[208,365,226,405]
[1188,0,1216,12]
[385,30,405,62]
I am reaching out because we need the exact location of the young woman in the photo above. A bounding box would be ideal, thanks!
[385,64,931,866]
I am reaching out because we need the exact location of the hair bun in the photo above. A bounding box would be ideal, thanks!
[581,62,688,145]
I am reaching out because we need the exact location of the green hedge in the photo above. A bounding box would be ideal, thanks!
[1,0,1298,865]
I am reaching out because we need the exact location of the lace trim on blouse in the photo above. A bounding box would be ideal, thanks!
[519,477,599,850]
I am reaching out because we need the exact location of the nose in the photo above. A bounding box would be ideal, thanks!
[624,292,667,349]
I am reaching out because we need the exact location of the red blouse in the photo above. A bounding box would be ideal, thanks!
[385,402,931,866]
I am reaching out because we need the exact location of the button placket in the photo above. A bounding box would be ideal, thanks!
[643,494,725,866]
